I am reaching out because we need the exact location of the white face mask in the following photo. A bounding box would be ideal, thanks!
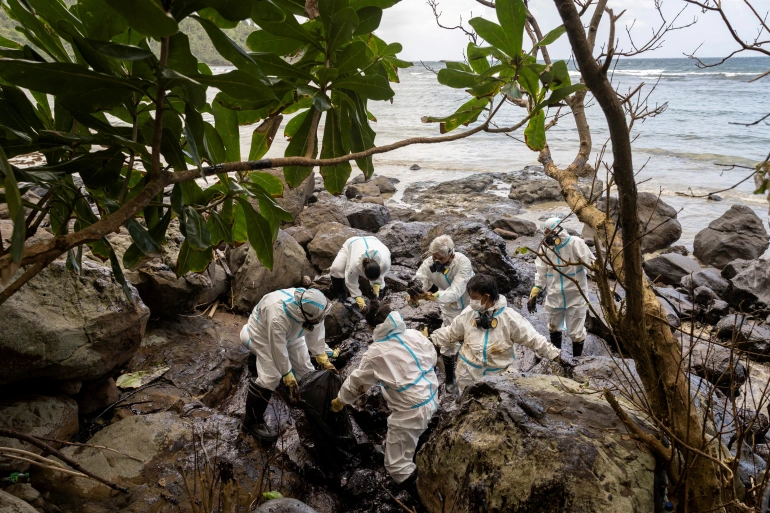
[470,299,485,312]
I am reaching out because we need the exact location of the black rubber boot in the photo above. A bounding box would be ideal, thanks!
[442,354,458,395]
[550,331,562,350]
[242,381,278,444]
[247,353,257,377]
[400,469,419,498]
[572,340,585,358]
[331,276,347,301]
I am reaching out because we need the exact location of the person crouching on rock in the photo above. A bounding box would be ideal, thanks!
[408,235,474,395]
[239,288,333,444]
[431,274,572,393]
[527,217,595,358]
[330,235,391,311]
[330,301,438,491]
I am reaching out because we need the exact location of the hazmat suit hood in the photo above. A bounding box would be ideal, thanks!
[358,246,388,278]
[283,288,330,324]
[477,295,507,315]
[543,217,564,233]
[372,311,407,341]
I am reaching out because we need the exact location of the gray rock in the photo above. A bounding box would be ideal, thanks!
[254,498,319,513]
[345,182,381,199]
[0,490,38,513]
[694,286,718,306]
[417,374,656,513]
[493,228,517,240]
[383,264,414,292]
[683,339,747,391]
[722,259,754,280]
[681,268,730,298]
[660,245,689,256]
[584,192,682,253]
[377,221,435,269]
[1,484,45,512]
[0,395,79,472]
[705,300,730,325]
[643,253,702,286]
[229,231,313,314]
[265,169,316,220]
[341,201,391,232]
[508,173,602,204]
[423,222,521,293]
[693,205,769,268]
[0,260,149,386]
[488,215,538,236]
[283,225,314,248]
[410,164,420,170]
[387,205,418,222]
[323,301,359,344]
[307,222,368,270]
[369,176,397,194]
[296,202,350,236]
[715,317,770,361]
[723,259,770,311]
[655,287,697,319]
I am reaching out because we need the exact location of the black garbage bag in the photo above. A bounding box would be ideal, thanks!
[299,370,358,473]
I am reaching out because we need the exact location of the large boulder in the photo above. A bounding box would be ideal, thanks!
[417,375,657,513]
[583,192,681,253]
[693,205,769,268]
[296,203,350,236]
[306,222,367,270]
[423,222,521,293]
[682,339,747,392]
[268,169,316,220]
[654,287,697,320]
[341,201,392,232]
[681,268,730,298]
[715,317,770,361]
[0,395,79,472]
[722,259,770,311]
[487,215,538,236]
[0,260,149,386]
[0,490,38,513]
[643,253,701,285]
[508,170,603,205]
[229,230,313,314]
[377,221,435,269]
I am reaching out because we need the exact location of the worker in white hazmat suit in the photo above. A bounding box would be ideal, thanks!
[239,288,333,443]
[330,302,438,490]
[528,217,596,358]
[432,274,571,392]
[409,235,473,394]
[330,236,391,311]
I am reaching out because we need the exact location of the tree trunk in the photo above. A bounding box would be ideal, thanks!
[551,1,730,511]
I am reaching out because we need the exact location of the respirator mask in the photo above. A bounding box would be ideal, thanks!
[473,311,498,330]
[429,252,453,274]
[544,227,563,247]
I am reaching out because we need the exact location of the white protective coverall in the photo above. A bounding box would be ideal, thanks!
[535,218,596,342]
[337,311,438,483]
[330,236,391,298]
[431,296,560,392]
[239,288,328,391]
[415,252,474,327]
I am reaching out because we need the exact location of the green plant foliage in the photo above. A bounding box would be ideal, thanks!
[0,0,408,300]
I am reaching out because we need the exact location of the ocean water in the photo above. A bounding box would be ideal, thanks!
[229,57,770,251]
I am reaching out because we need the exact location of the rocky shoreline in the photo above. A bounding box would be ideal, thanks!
[1,167,769,513]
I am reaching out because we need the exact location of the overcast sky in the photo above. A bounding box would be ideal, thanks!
[376,0,763,61]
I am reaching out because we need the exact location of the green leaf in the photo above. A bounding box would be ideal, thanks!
[0,59,143,97]
[345,94,375,177]
[312,91,332,112]
[537,83,586,108]
[283,108,318,187]
[336,40,368,75]
[262,491,283,500]
[5,0,70,62]
[549,60,571,89]
[444,61,473,72]
[79,147,126,187]
[246,30,306,56]
[160,127,187,171]
[320,108,352,194]
[327,8,359,55]
[207,211,234,246]
[86,39,155,61]
[249,171,284,196]
[424,97,488,133]
[252,8,321,49]
[517,65,540,97]
[0,146,24,267]
[232,201,247,243]
[176,239,213,277]
[75,0,128,40]
[437,68,478,89]
[125,218,162,257]
[197,7,239,28]
[495,0,526,57]
[26,0,85,38]
[248,116,282,161]
[284,110,309,139]
[183,206,211,251]
[331,74,393,100]
[109,245,135,303]
[203,122,228,165]
[536,25,566,47]
[0,35,21,49]
[167,33,198,74]
[193,71,277,101]
[524,110,545,151]
[249,52,315,81]
[353,6,381,35]
[468,17,517,58]
[104,0,179,38]
[212,101,241,163]
[237,197,275,269]
[467,43,491,74]
[192,15,265,80]
[351,0,399,7]
[184,104,205,173]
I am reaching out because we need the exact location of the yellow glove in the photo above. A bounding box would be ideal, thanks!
[428,292,439,301]
[355,296,366,311]
[326,347,340,358]
[372,283,381,297]
[529,286,542,301]
[316,353,336,371]
[283,372,299,399]
[331,397,345,412]
[421,326,429,338]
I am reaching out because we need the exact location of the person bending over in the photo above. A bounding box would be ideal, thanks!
[330,301,438,490]
[330,236,391,311]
